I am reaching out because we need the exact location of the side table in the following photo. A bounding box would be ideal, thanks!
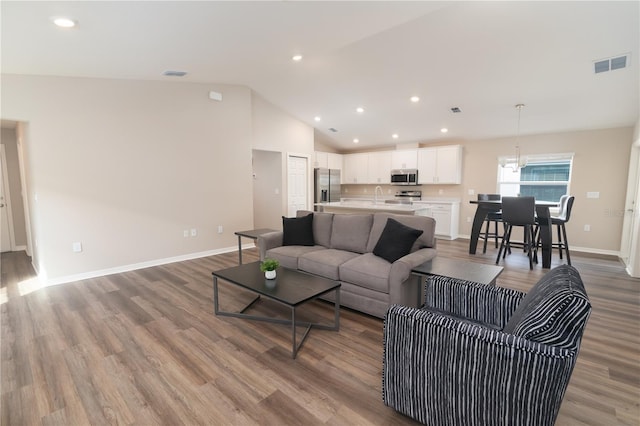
[234,228,277,264]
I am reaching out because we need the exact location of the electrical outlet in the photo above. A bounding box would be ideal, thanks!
[183,230,189,237]
[218,225,223,234]
[468,189,475,195]
[190,228,197,237]
[466,217,471,223]
[72,242,82,253]
[438,189,444,195]
[584,224,591,232]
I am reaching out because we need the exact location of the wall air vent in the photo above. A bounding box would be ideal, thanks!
[594,54,630,74]
[450,107,462,113]
[162,70,188,77]
[329,128,338,132]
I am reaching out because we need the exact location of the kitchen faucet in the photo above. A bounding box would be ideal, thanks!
[374,186,383,204]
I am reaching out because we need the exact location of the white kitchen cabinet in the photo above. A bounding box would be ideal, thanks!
[413,200,460,240]
[343,153,369,184]
[417,145,462,184]
[314,151,328,169]
[391,149,418,170]
[327,153,343,171]
[367,151,392,184]
[314,152,343,170]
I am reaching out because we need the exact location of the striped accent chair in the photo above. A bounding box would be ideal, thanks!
[382,265,591,426]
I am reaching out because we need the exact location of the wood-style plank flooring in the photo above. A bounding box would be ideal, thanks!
[1,240,639,425]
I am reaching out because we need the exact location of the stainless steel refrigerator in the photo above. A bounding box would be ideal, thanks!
[314,168,341,210]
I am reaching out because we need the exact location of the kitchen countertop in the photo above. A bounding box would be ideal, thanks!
[316,201,431,213]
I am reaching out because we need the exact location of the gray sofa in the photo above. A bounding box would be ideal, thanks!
[258,210,437,318]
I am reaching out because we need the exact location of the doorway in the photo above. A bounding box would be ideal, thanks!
[621,140,640,276]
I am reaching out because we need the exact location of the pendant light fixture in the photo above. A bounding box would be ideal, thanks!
[507,103,528,172]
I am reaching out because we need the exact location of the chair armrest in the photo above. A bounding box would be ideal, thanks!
[257,231,283,260]
[388,248,437,307]
[424,275,525,329]
[383,305,576,426]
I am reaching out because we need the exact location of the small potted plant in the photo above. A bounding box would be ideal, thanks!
[260,258,280,279]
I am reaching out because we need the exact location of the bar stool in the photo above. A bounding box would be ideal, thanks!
[536,195,574,265]
[477,194,502,253]
[497,196,537,269]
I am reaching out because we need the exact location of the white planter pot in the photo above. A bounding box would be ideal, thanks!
[265,270,276,280]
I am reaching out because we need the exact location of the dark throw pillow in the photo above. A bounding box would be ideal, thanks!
[282,213,315,246]
[373,218,424,263]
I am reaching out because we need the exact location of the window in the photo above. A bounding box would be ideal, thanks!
[497,154,573,202]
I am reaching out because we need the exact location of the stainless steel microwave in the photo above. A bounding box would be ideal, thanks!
[390,169,418,185]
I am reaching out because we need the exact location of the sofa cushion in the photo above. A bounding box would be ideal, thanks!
[373,218,424,263]
[312,212,334,248]
[503,265,591,350]
[339,253,391,293]
[330,214,373,254]
[299,249,360,280]
[266,245,325,270]
[366,213,436,253]
[282,214,314,246]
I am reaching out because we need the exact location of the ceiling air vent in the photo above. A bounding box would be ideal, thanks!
[329,128,338,132]
[450,107,462,113]
[162,70,188,77]
[594,54,630,74]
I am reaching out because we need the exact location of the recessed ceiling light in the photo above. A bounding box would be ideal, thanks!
[314,116,321,122]
[441,128,449,133]
[292,55,303,62]
[392,134,399,139]
[52,17,76,28]
[353,138,359,144]
[356,107,364,113]
[410,96,420,103]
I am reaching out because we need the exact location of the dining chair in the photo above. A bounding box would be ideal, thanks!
[536,195,575,266]
[496,196,537,269]
[477,194,502,253]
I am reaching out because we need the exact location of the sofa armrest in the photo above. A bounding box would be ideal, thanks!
[258,231,283,261]
[387,248,437,307]
[383,304,576,426]
[424,276,525,329]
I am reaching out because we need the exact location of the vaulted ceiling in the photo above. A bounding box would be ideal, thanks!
[2,1,638,151]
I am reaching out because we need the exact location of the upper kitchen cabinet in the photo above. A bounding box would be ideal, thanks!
[417,145,462,184]
[367,151,392,184]
[343,153,369,184]
[327,153,343,171]
[391,149,418,170]
[314,151,343,170]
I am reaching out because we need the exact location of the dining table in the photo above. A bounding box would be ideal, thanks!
[469,199,558,268]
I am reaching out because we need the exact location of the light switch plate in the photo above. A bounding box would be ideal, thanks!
[72,242,82,252]
[587,191,600,199]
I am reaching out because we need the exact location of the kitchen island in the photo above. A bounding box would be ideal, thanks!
[316,201,431,216]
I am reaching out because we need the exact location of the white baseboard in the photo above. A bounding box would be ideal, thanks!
[456,234,620,258]
[45,243,254,286]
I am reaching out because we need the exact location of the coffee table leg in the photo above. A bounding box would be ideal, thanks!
[291,308,297,359]
[237,235,243,264]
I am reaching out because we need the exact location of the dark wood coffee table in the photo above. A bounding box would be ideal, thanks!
[212,261,340,358]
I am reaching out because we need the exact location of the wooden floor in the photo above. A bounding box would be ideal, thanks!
[1,240,639,425]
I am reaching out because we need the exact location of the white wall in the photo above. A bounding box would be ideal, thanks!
[3,74,256,281]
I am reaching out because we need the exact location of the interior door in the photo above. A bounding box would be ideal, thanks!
[287,155,308,216]
[0,146,14,252]
[621,142,640,274]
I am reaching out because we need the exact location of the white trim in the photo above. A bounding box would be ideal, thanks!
[458,234,620,257]
[45,244,241,286]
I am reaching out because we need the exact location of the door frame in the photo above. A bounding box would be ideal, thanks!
[0,144,17,251]
[622,138,640,276]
